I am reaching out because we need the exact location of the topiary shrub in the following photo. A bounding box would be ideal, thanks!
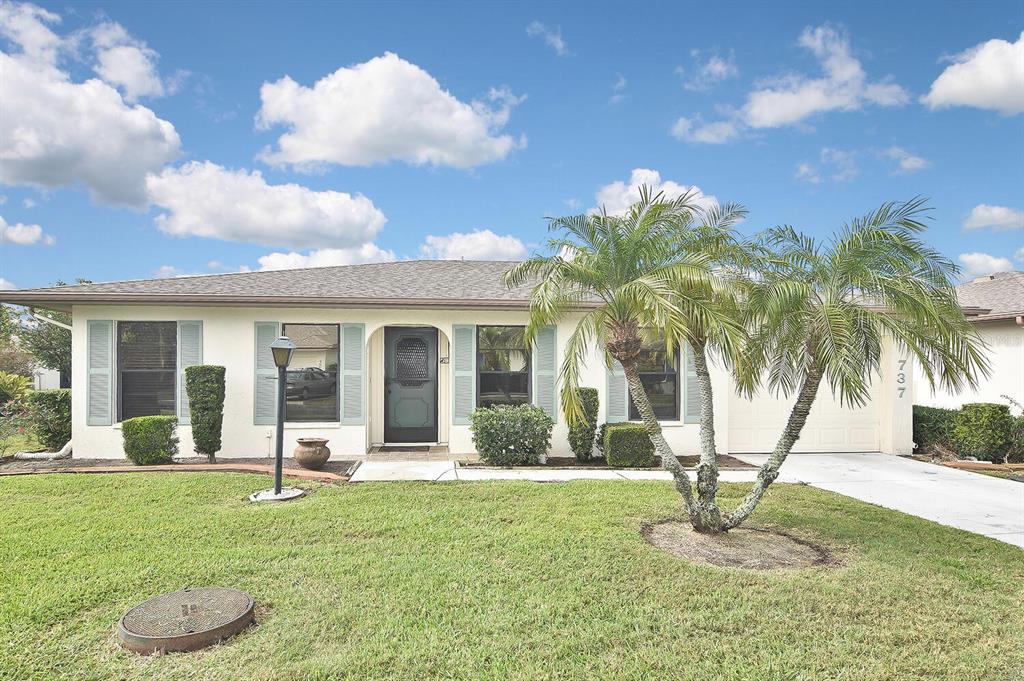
[469,404,554,466]
[567,387,599,462]
[24,389,71,450]
[951,403,1014,463]
[912,405,957,453]
[185,365,226,463]
[604,423,654,468]
[122,415,178,465]
[595,421,625,458]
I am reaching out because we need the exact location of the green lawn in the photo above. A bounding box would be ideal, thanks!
[2,474,1021,680]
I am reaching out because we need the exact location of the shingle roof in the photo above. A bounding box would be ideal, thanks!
[0,260,542,311]
[956,271,1024,321]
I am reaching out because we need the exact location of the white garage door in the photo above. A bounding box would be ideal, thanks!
[728,384,880,453]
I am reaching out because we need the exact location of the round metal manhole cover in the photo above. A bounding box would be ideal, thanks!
[118,587,254,654]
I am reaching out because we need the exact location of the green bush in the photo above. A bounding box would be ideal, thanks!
[24,389,71,450]
[0,371,31,403]
[185,365,226,462]
[567,388,599,462]
[122,416,178,465]
[912,405,957,452]
[604,423,655,468]
[951,403,1014,463]
[469,404,553,466]
[595,421,625,458]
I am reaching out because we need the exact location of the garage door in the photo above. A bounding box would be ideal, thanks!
[728,384,880,453]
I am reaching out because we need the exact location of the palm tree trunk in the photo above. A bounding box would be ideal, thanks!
[620,360,711,529]
[689,341,725,531]
[725,363,825,529]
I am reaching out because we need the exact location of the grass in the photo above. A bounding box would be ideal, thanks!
[1,474,1022,680]
[1,432,43,456]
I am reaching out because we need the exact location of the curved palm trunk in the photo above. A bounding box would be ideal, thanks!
[725,364,825,529]
[689,341,725,531]
[621,360,713,530]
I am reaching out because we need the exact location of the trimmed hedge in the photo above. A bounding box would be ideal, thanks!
[469,404,553,466]
[604,423,654,468]
[567,388,599,462]
[185,365,226,462]
[122,415,178,465]
[912,405,957,452]
[951,403,1014,463]
[25,389,71,450]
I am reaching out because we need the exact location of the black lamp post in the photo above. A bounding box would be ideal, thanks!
[269,336,295,495]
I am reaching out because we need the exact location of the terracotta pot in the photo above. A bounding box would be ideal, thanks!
[294,438,330,470]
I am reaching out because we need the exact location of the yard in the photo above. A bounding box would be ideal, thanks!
[1,474,1021,680]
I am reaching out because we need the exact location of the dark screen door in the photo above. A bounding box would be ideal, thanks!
[384,327,439,442]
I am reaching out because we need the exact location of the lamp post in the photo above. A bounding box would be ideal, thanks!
[269,336,295,495]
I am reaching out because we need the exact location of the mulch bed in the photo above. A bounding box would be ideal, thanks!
[941,460,1024,472]
[460,454,755,470]
[0,456,357,482]
[642,520,837,571]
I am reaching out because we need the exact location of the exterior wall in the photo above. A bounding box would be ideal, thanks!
[913,320,1024,416]
[70,303,908,459]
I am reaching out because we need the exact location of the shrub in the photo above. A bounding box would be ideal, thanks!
[1002,395,1024,464]
[604,423,654,468]
[469,404,554,466]
[122,416,178,465]
[912,405,957,452]
[951,403,1014,463]
[185,365,226,463]
[567,387,599,462]
[0,399,30,456]
[595,421,625,458]
[0,371,31,403]
[24,389,71,450]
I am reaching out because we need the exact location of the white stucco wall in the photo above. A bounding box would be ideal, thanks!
[913,319,1024,415]
[70,304,911,460]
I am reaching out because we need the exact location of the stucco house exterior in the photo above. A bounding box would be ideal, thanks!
[1,260,914,460]
[914,271,1024,415]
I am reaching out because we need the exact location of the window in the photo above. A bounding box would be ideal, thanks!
[117,321,176,421]
[282,323,339,422]
[628,340,679,421]
[477,326,530,408]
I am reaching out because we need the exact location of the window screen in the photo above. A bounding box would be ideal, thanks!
[477,326,530,408]
[117,321,176,421]
[628,340,679,421]
[282,323,339,422]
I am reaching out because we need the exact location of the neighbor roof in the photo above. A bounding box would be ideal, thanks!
[956,271,1024,322]
[0,260,545,311]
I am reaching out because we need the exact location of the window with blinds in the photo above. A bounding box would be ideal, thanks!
[117,321,177,421]
[628,340,680,421]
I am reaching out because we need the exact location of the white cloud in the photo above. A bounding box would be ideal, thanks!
[609,73,626,104]
[22,197,34,208]
[794,148,858,183]
[257,244,396,271]
[592,168,717,216]
[90,22,164,102]
[0,4,181,206]
[670,116,740,144]
[794,162,820,184]
[0,215,53,245]
[526,21,568,56]
[963,204,1024,232]
[922,32,1024,115]
[677,50,738,91]
[419,229,527,261]
[1015,247,1024,264]
[256,52,524,169]
[0,277,16,290]
[674,25,907,144]
[883,146,930,174]
[146,161,387,249]
[959,252,1014,279]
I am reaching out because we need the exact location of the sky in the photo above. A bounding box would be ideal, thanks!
[0,0,1022,290]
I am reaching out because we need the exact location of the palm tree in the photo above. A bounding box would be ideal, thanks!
[504,187,747,531]
[725,198,989,528]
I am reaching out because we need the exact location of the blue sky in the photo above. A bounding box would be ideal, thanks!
[0,0,1021,289]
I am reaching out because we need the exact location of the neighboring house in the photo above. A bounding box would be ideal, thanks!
[0,260,914,459]
[914,271,1024,415]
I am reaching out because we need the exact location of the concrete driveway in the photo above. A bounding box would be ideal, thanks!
[736,452,1024,549]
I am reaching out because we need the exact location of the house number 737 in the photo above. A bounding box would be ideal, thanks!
[895,359,907,399]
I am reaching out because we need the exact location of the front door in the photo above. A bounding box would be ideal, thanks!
[384,327,439,443]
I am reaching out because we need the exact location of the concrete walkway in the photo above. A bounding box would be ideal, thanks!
[736,452,1024,549]
[348,460,760,483]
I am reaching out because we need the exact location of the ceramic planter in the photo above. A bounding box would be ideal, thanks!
[294,438,330,470]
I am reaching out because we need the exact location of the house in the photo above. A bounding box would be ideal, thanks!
[914,271,1024,415]
[0,260,914,459]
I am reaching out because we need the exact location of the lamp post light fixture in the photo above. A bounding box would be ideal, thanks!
[249,335,305,503]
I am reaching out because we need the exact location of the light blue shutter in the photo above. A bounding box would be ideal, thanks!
[532,326,557,421]
[87,320,113,426]
[341,323,365,424]
[254,322,279,425]
[177,321,203,425]
[606,359,627,423]
[683,345,699,424]
[451,325,476,425]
